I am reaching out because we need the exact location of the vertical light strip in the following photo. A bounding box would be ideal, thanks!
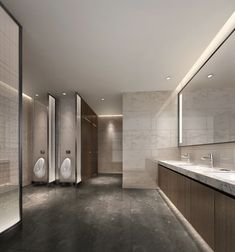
[179,93,183,144]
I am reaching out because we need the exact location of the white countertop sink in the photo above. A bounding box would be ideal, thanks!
[158,160,235,196]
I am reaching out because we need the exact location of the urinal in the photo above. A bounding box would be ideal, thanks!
[60,158,72,180]
[33,158,46,179]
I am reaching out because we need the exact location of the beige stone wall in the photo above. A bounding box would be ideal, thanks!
[122,91,179,189]
[98,116,122,174]
[23,96,33,186]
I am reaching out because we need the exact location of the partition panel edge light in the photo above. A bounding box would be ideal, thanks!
[76,94,82,183]
[0,3,22,234]
[48,94,56,183]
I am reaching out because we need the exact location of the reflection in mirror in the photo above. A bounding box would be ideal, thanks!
[179,30,235,146]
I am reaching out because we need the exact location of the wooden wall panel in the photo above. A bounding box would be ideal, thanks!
[81,99,98,181]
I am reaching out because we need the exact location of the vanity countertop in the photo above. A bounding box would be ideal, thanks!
[158,160,235,197]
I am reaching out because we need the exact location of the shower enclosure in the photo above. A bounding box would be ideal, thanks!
[0,4,22,233]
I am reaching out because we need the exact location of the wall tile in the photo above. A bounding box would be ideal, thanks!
[98,117,123,174]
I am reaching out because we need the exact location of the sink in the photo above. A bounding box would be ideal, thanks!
[181,165,213,171]
[170,161,193,166]
[212,172,235,182]
[218,168,231,171]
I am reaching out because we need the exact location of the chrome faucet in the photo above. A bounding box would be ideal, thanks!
[181,153,190,163]
[201,153,214,168]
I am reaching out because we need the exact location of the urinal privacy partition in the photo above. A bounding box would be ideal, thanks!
[48,95,56,182]
[58,92,97,183]
[76,94,82,183]
[59,93,76,182]
[33,94,56,183]
[0,3,22,233]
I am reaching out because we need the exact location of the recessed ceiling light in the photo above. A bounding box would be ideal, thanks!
[35,94,39,97]
[207,74,214,78]
[62,92,66,96]
[101,98,105,101]
[166,76,171,80]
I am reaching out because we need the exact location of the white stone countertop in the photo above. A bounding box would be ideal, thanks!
[158,160,235,197]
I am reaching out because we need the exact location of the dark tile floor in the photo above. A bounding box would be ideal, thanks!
[0,175,201,252]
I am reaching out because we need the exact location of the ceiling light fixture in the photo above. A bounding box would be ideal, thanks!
[62,92,66,96]
[166,76,171,80]
[35,94,39,97]
[207,74,214,78]
[101,98,105,101]
[99,115,123,118]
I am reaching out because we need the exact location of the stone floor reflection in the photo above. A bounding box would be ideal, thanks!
[0,175,201,252]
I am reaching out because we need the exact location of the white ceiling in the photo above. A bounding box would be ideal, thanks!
[184,30,235,90]
[2,0,235,114]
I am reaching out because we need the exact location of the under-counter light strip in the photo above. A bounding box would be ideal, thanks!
[98,114,123,118]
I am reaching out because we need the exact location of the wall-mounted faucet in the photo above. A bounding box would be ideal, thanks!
[181,153,190,163]
[201,153,214,168]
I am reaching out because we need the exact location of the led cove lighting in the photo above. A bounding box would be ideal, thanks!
[179,93,183,144]
[98,114,123,118]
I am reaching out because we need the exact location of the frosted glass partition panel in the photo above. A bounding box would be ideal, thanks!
[0,5,21,233]
[76,94,81,183]
[59,94,76,182]
[48,95,56,182]
[33,99,48,182]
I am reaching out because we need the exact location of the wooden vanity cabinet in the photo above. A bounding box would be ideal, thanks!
[215,191,235,252]
[158,165,190,221]
[190,179,215,249]
[176,173,190,221]
[158,164,235,251]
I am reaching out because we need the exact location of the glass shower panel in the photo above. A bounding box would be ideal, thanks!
[0,5,21,233]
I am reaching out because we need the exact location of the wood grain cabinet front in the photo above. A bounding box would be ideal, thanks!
[176,174,190,221]
[215,191,235,252]
[190,179,215,250]
[158,165,190,220]
[158,164,235,251]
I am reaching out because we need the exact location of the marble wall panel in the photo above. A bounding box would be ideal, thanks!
[98,116,123,174]
[122,91,178,189]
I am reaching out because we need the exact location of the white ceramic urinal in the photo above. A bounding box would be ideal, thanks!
[60,158,72,180]
[33,158,46,178]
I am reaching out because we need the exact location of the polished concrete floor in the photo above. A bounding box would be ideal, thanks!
[0,175,201,252]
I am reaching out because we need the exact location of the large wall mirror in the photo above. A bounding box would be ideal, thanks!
[179,30,235,146]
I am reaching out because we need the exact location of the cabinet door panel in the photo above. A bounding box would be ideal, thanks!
[215,191,235,252]
[190,180,214,249]
[177,174,190,221]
